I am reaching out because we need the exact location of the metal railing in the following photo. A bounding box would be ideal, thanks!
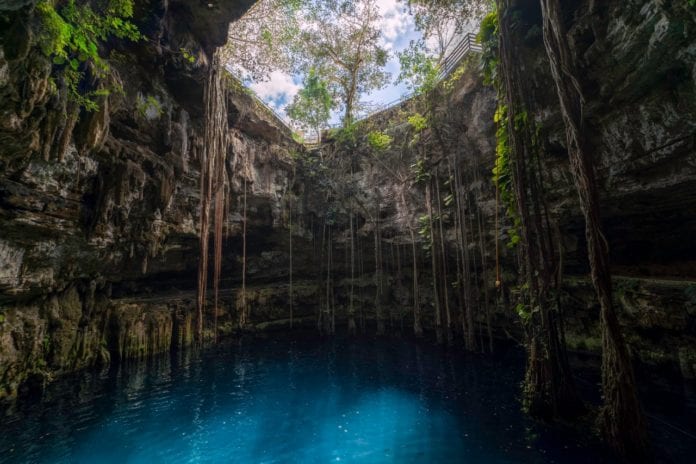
[230,33,482,146]
[353,32,482,124]
[244,86,297,135]
[437,32,482,80]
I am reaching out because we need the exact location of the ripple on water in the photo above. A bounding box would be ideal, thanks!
[1,335,694,463]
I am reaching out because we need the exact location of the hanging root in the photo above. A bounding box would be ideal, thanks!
[197,50,229,344]
[538,0,650,459]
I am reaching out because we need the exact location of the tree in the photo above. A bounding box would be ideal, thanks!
[396,44,439,94]
[286,69,333,141]
[297,0,390,126]
[396,0,487,92]
[221,0,302,81]
[405,0,487,60]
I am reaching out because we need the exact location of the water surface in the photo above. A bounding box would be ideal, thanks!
[1,333,693,463]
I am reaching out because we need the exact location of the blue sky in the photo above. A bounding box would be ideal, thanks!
[247,0,421,127]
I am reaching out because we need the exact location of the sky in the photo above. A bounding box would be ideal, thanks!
[246,0,421,128]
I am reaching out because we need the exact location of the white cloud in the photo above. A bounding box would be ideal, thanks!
[248,71,300,109]
[244,1,423,124]
[376,0,413,49]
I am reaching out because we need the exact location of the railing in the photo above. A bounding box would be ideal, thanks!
[353,33,482,124]
[437,32,482,80]
[244,86,297,135]
[230,33,482,146]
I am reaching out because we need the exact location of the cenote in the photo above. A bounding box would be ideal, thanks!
[1,334,695,463]
[2,0,696,463]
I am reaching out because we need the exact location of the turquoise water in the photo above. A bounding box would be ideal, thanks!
[0,334,693,463]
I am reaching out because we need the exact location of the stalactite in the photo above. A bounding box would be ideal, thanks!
[538,0,650,458]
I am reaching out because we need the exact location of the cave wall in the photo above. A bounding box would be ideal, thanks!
[300,0,696,376]
[503,0,696,376]
[1,0,695,399]
[0,0,313,399]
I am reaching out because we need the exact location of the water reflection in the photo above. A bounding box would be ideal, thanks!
[0,334,692,463]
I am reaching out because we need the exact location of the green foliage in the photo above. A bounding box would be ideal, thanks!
[477,9,499,86]
[515,302,531,322]
[407,112,429,132]
[36,0,142,110]
[332,120,361,147]
[366,130,392,152]
[396,42,440,94]
[514,110,529,131]
[411,158,430,184]
[286,68,333,140]
[492,104,521,248]
[136,94,163,120]
[292,132,305,144]
[179,48,196,64]
[222,0,303,82]
[417,214,432,251]
[297,0,390,125]
[441,58,472,92]
[290,148,328,179]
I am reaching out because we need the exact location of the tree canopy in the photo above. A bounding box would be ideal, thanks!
[221,0,302,81]
[286,69,333,140]
[295,0,390,126]
[222,0,489,128]
[397,0,487,93]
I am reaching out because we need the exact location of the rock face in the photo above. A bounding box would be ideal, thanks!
[1,0,695,399]
[284,0,696,376]
[0,0,302,399]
